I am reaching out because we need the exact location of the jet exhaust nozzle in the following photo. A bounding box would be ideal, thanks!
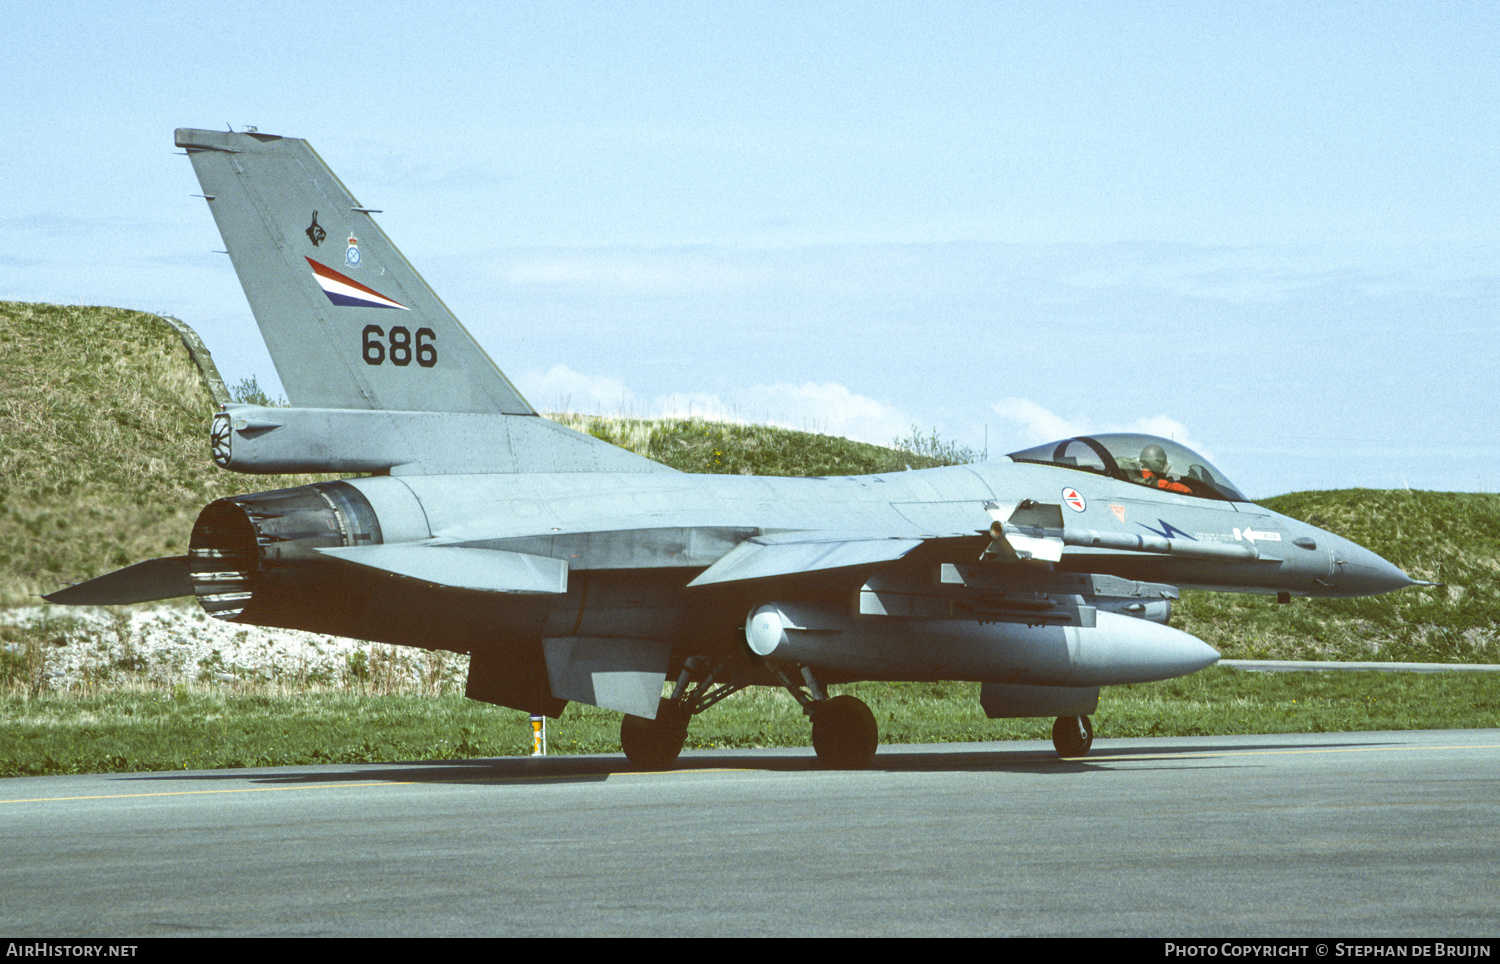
[189,481,383,621]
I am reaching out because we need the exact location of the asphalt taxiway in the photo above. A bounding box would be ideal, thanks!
[2,730,1496,937]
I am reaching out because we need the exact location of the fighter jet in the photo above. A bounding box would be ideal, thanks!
[46,128,1424,768]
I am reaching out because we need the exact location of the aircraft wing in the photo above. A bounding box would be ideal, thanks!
[316,530,931,591]
[315,545,569,594]
[686,532,927,587]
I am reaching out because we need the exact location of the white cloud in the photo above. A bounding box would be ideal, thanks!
[653,382,915,446]
[990,396,1208,458]
[515,364,638,413]
[515,367,916,447]
[499,250,763,292]
[738,382,913,445]
[989,397,1087,444]
[655,392,747,423]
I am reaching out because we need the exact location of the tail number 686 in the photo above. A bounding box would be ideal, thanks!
[363,326,437,368]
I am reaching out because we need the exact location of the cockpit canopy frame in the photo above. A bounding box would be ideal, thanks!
[1006,433,1248,502]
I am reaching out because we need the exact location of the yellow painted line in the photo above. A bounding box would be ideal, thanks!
[379,766,752,784]
[1080,742,1500,763]
[0,781,409,805]
[622,767,751,775]
[0,766,757,804]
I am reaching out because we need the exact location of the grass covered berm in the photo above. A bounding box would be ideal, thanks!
[0,302,327,605]
[0,301,949,604]
[2,302,1497,775]
[1177,488,1500,665]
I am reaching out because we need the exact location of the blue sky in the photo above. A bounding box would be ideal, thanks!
[3,1,1497,496]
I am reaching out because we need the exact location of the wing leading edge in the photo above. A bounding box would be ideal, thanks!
[316,545,568,594]
[687,532,928,587]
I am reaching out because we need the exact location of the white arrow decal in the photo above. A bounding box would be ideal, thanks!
[1234,527,1283,544]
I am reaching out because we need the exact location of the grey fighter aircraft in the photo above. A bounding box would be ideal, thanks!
[47,128,1424,768]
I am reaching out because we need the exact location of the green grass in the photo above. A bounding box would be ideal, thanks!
[549,413,962,476]
[1175,489,1500,664]
[4,670,1495,777]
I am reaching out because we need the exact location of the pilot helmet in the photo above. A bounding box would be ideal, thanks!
[1140,443,1170,476]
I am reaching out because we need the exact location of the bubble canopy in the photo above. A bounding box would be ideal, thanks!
[1006,433,1249,502]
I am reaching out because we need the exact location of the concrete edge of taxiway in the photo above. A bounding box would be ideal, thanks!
[1219,659,1500,673]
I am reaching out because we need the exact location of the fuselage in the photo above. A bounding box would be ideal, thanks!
[187,455,1414,680]
[358,458,1411,598]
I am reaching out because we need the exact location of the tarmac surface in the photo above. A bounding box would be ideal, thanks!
[2,729,1497,937]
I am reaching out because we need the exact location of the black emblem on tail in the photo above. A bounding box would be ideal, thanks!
[306,211,326,246]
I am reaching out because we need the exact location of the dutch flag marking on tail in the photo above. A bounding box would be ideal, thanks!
[306,257,409,310]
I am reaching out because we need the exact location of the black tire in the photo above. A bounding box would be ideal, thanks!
[1051,714,1094,757]
[620,700,690,770]
[811,694,879,770]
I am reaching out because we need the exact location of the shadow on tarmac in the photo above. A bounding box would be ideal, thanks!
[110,734,1407,787]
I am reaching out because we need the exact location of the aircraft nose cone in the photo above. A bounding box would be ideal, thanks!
[1327,534,1420,597]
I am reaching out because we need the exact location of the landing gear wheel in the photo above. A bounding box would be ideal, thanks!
[1051,714,1094,758]
[620,700,690,770]
[811,695,879,770]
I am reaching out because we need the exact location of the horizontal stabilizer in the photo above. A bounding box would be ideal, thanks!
[317,545,567,594]
[688,532,925,587]
[43,556,194,606]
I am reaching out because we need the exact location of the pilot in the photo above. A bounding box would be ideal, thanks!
[1139,444,1190,493]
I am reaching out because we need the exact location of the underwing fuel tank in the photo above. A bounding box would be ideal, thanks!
[744,601,1219,686]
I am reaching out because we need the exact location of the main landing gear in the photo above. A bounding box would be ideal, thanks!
[617,658,881,771]
[1051,714,1094,758]
[619,699,691,770]
[619,657,742,771]
[809,694,879,770]
[765,660,878,770]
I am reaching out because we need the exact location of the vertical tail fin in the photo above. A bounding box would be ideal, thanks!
[175,128,534,415]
